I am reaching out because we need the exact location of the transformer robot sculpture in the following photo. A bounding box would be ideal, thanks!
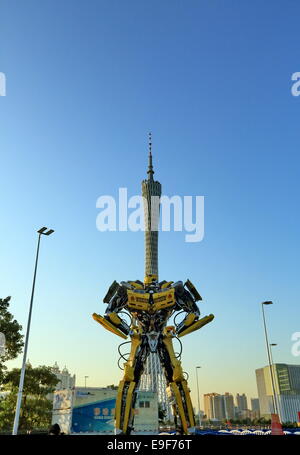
[93,136,214,434]
[93,276,214,435]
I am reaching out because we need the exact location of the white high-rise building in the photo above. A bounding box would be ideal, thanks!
[204,392,234,420]
[256,363,300,422]
[250,398,260,418]
[236,393,248,413]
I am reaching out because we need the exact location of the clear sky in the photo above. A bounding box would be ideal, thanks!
[1,0,300,410]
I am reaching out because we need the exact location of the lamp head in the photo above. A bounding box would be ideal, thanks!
[37,227,54,236]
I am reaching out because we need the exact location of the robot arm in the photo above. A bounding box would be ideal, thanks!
[92,281,130,339]
[173,280,214,338]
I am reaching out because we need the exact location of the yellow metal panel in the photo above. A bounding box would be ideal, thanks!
[172,364,184,382]
[128,328,142,364]
[108,312,122,325]
[123,363,135,382]
[92,313,127,339]
[115,380,125,429]
[152,288,175,311]
[184,313,196,326]
[170,382,188,435]
[161,281,174,289]
[181,380,196,428]
[115,329,142,432]
[162,331,184,382]
[127,290,150,311]
[122,381,136,433]
[178,314,214,338]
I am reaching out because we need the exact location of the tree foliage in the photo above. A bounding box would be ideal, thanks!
[0,296,24,383]
[0,365,59,432]
[3,365,59,396]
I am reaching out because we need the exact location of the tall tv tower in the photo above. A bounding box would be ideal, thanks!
[138,134,170,417]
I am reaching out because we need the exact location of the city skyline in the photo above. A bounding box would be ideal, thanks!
[50,358,263,410]
[1,1,300,412]
[18,357,300,418]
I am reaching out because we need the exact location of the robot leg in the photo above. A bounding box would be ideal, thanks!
[115,326,146,434]
[161,326,195,435]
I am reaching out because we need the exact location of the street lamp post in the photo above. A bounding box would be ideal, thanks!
[12,227,54,435]
[195,366,201,428]
[269,343,280,421]
[261,301,278,417]
[269,343,277,367]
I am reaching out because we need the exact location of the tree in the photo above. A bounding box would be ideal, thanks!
[107,384,118,390]
[0,365,59,432]
[0,296,24,383]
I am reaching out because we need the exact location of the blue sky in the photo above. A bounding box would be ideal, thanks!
[1,0,300,409]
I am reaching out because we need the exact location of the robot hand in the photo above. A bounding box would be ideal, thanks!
[176,313,214,338]
[92,312,130,339]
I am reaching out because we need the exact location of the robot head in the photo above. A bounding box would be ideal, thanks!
[144,274,158,286]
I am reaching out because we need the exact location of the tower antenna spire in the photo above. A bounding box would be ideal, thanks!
[147,132,154,180]
[149,132,152,155]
